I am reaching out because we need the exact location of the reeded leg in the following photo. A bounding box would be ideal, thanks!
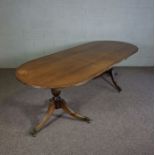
[61,100,91,123]
[30,102,55,137]
[107,68,122,92]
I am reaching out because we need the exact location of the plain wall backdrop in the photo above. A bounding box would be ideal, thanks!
[0,0,153,67]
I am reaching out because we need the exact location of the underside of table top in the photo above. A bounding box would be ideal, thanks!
[16,41,138,88]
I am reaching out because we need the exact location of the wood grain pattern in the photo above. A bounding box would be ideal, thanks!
[16,41,138,88]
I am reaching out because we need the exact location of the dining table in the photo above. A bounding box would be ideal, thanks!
[16,41,138,136]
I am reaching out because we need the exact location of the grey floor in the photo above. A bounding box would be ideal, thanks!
[0,67,153,155]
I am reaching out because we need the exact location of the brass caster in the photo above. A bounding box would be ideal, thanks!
[82,116,91,123]
[30,128,38,137]
[116,86,122,92]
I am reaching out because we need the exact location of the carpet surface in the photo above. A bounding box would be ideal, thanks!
[0,67,153,155]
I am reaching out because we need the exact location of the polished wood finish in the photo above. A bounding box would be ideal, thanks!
[31,89,90,137]
[16,41,138,89]
[16,41,138,136]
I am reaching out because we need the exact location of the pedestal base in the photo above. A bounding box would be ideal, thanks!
[105,68,122,92]
[30,89,90,137]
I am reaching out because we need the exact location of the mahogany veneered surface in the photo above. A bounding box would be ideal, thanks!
[16,41,138,88]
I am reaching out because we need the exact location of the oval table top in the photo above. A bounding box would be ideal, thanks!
[16,41,138,89]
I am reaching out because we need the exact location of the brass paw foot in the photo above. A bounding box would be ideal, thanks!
[115,85,122,92]
[30,128,38,137]
[61,101,91,123]
[82,116,91,123]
